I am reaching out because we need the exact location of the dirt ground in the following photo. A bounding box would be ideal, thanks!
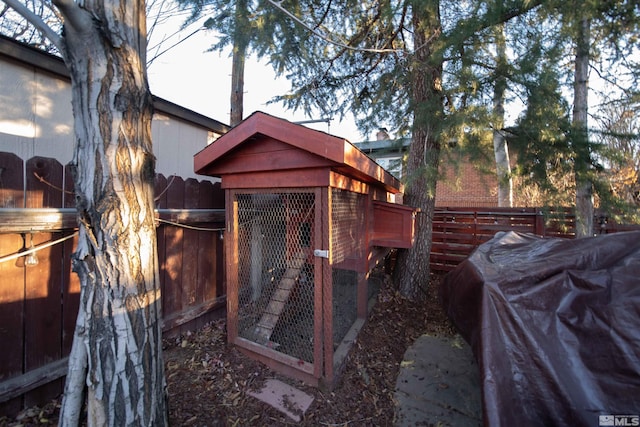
[1,272,456,426]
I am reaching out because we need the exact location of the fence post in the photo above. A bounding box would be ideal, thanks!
[473,210,478,245]
[535,208,545,237]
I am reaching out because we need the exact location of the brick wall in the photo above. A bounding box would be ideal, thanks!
[436,154,497,207]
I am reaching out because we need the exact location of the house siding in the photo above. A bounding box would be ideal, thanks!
[0,36,229,181]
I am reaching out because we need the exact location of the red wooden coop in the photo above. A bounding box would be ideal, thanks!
[194,112,416,387]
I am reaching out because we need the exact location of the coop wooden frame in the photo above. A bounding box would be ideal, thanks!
[194,111,416,387]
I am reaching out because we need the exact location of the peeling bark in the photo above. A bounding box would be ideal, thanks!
[54,1,168,425]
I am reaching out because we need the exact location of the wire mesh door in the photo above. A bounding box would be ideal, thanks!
[231,190,320,371]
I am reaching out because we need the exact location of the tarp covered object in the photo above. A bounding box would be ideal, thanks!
[441,230,640,427]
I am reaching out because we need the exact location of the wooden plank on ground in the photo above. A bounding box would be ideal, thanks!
[0,357,69,403]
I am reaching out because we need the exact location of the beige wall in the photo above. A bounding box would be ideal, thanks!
[0,58,74,164]
[151,112,216,180]
[0,57,219,181]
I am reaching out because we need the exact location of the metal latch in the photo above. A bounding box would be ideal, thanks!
[313,249,329,258]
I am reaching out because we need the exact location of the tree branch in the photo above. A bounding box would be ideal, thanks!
[265,0,401,54]
[51,0,94,36]
[1,0,62,49]
[441,0,544,51]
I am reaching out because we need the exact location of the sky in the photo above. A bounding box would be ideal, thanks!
[146,15,366,143]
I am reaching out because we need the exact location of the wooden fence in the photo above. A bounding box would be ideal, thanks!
[430,206,638,272]
[0,153,225,416]
[2,153,639,416]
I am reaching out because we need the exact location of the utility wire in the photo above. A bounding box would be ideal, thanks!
[0,218,224,265]
[0,232,78,265]
[156,218,225,232]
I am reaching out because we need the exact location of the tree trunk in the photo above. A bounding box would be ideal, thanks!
[230,0,249,126]
[493,23,512,207]
[394,0,443,301]
[55,1,168,425]
[573,16,593,237]
[230,48,246,126]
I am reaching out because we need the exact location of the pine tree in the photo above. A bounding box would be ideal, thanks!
[236,0,542,300]
[509,0,640,228]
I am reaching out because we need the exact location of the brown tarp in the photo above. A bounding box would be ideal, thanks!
[441,230,640,427]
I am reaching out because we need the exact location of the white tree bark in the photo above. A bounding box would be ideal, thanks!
[492,23,512,207]
[59,299,88,423]
[573,16,593,237]
[0,0,169,424]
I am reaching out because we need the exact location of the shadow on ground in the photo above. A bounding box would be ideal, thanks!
[394,334,482,427]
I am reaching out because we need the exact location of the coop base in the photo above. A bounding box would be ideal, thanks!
[234,292,379,390]
[328,317,365,388]
[234,337,321,387]
[330,291,379,383]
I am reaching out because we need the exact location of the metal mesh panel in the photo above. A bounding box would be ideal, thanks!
[331,189,365,265]
[331,188,366,348]
[235,191,316,363]
[331,268,357,349]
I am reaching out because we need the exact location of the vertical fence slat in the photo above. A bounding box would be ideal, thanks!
[62,232,80,355]
[0,152,26,419]
[0,233,26,414]
[163,176,185,333]
[63,163,75,209]
[25,158,65,403]
[198,181,222,302]
[0,153,25,208]
[181,179,200,333]
[211,181,224,209]
[154,174,169,326]
[24,157,65,406]
[24,231,64,406]
[197,181,216,302]
[214,183,226,299]
[195,180,225,330]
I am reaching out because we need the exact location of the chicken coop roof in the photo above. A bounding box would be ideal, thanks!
[194,111,403,194]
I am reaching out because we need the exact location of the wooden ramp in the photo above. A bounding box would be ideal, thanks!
[254,251,307,344]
